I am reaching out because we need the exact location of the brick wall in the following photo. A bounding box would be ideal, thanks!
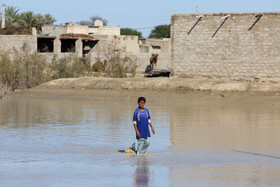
[135,53,170,72]
[37,53,72,64]
[171,12,280,81]
[0,35,37,53]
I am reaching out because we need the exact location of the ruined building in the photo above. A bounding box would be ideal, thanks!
[0,20,171,73]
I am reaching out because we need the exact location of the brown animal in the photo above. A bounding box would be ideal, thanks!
[150,54,159,71]
[92,61,105,72]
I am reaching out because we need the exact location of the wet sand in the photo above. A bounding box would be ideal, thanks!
[1,87,280,186]
[38,77,280,95]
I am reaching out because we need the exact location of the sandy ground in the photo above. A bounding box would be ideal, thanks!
[2,77,280,101]
[4,84,280,110]
[36,77,280,95]
[2,76,280,99]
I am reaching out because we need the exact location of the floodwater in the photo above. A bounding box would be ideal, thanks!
[1,89,280,187]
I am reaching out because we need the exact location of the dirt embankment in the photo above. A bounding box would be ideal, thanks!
[36,77,280,95]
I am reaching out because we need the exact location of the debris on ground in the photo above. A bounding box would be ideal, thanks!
[0,26,32,35]
[124,143,136,155]
[124,143,149,156]
[125,147,137,155]
[60,33,94,39]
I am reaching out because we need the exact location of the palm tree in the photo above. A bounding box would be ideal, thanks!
[18,11,38,28]
[5,6,20,26]
[18,12,56,31]
[43,14,56,25]
[35,14,44,28]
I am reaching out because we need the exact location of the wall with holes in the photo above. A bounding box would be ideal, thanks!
[171,12,280,81]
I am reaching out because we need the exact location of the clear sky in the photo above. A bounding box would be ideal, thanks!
[2,0,280,37]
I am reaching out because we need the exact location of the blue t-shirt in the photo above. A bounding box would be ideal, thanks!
[133,108,151,139]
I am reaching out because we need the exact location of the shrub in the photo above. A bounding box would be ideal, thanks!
[106,53,137,78]
[0,46,47,91]
[95,40,138,78]
[49,53,91,79]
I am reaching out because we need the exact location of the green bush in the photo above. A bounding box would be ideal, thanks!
[0,48,93,92]
[0,47,47,91]
[0,41,137,93]
[96,40,138,78]
[106,55,137,78]
[49,54,91,79]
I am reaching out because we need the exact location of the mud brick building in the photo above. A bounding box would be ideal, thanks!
[171,12,280,81]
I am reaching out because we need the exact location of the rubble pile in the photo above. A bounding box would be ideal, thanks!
[60,33,94,39]
[0,26,32,35]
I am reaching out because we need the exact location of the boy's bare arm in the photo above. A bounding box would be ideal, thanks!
[149,122,155,135]
[133,123,140,137]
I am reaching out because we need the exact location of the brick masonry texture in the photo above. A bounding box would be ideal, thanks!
[0,35,37,53]
[134,53,170,72]
[171,12,280,81]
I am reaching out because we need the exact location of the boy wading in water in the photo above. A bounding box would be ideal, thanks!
[133,97,155,156]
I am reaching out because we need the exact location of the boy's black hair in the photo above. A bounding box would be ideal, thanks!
[138,97,146,103]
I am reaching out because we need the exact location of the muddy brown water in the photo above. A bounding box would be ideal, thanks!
[1,89,280,186]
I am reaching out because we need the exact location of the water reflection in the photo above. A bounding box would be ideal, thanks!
[134,157,150,187]
[0,98,86,128]
[167,96,280,152]
[1,91,280,186]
